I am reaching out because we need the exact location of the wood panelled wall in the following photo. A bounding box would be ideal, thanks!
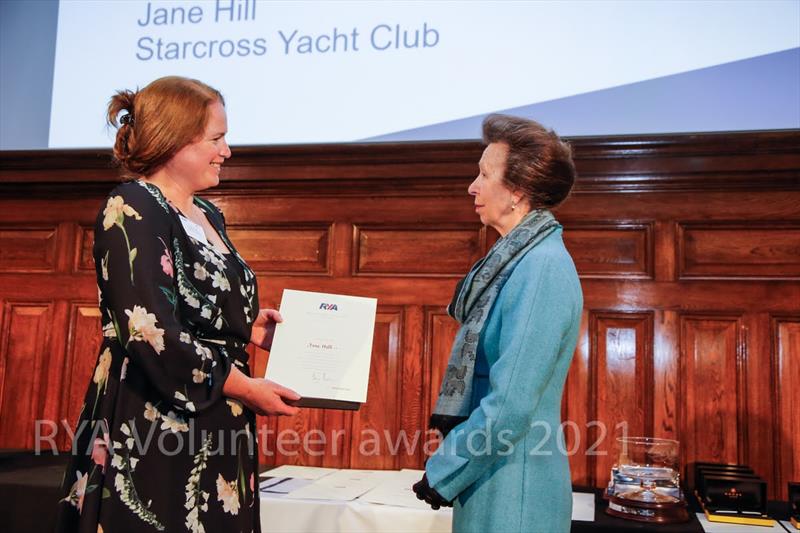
[1,132,798,498]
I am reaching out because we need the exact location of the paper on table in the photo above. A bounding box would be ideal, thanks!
[260,477,290,489]
[259,477,315,494]
[571,492,595,521]
[259,465,340,480]
[266,289,377,406]
[696,513,783,532]
[284,469,392,501]
[359,469,438,510]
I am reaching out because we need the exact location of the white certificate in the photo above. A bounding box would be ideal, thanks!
[265,289,377,409]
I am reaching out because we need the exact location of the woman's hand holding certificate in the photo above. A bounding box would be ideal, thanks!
[223,366,300,417]
[250,308,283,350]
[243,378,301,417]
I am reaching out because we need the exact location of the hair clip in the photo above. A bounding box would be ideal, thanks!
[120,113,135,126]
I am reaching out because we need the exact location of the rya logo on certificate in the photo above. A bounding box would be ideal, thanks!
[319,303,339,311]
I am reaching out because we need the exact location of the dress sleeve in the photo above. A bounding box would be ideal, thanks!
[425,251,579,500]
[95,186,231,414]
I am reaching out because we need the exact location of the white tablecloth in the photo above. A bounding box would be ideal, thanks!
[260,493,452,533]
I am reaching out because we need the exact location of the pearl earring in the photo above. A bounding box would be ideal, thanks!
[511,202,517,211]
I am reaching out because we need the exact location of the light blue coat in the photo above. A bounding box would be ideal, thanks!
[426,228,583,533]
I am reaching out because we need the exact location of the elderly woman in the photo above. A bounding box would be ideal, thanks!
[414,114,583,532]
[56,76,299,533]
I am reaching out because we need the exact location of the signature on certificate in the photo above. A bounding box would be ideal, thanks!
[311,371,334,382]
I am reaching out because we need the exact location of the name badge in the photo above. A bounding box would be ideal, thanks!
[179,215,209,246]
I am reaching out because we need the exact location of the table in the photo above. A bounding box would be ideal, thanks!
[260,479,795,533]
[257,467,591,533]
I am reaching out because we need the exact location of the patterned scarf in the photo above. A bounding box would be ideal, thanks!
[430,209,560,436]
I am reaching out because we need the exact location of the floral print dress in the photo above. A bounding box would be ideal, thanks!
[57,181,261,533]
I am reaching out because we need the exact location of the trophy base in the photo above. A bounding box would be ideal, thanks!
[606,495,690,524]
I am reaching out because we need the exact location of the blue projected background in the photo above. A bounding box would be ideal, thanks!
[0,0,798,150]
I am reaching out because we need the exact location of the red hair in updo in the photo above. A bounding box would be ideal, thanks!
[107,76,224,180]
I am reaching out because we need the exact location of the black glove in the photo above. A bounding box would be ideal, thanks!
[412,474,452,510]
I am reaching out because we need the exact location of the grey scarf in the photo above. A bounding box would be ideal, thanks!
[430,209,560,436]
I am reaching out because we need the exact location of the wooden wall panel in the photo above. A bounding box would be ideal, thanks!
[0,302,51,448]
[354,226,483,276]
[60,304,103,447]
[399,306,426,468]
[267,407,342,467]
[652,310,679,441]
[679,316,744,469]
[74,226,95,273]
[773,317,800,499]
[737,313,776,499]
[350,309,402,469]
[0,226,58,272]
[227,224,332,275]
[564,310,591,486]
[590,312,653,488]
[563,223,653,279]
[1,131,798,498]
[424,308,459,425]
[679,223,800,279]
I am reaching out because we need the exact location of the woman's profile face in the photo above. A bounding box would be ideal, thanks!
[468,142,518,235]
[162,100,231,192]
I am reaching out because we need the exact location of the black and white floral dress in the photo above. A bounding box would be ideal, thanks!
[57,181,261,533]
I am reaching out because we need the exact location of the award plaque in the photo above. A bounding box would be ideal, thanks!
[691,461,753,491]
[692,462,774,526]
[701,473,766,515]
[606,437,689,524]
